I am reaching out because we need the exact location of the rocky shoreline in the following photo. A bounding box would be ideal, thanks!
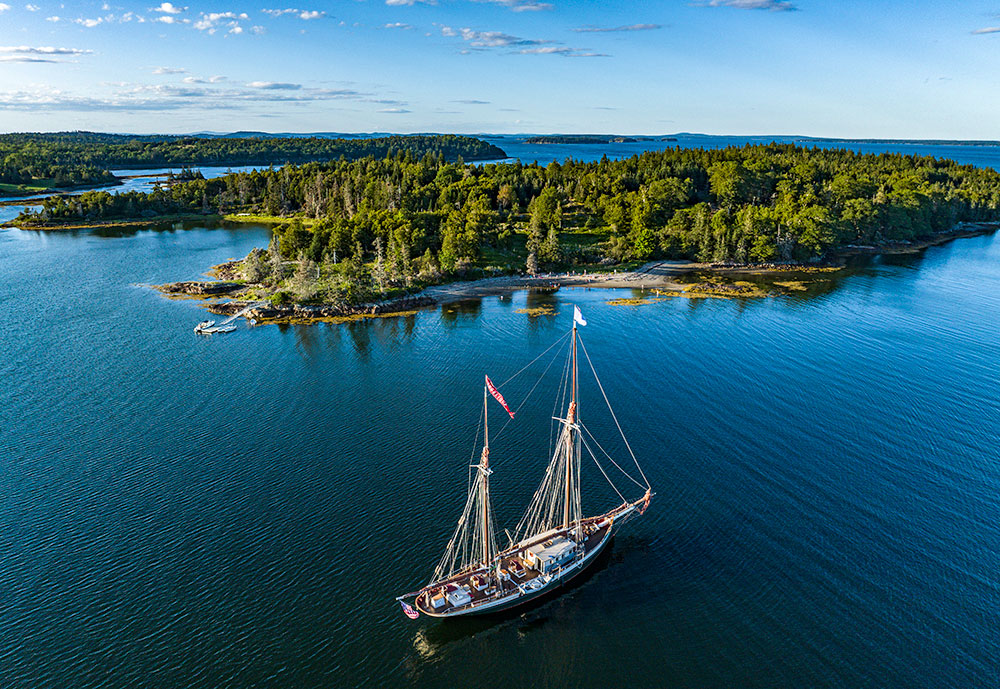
[154,220,1000,325]
[204,294,437,323]
[836,221,1000,255]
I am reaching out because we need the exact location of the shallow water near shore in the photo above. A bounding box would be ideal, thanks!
[2,222,1000,688]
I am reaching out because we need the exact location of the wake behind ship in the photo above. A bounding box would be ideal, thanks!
[397,306,652,619]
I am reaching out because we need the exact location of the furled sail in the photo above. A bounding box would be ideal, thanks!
[430,448,497,583]
[514,414,583,543]
[430,376,506,583]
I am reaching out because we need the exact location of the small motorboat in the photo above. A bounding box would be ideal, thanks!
[194,320,215,333]
[199,324,236,334]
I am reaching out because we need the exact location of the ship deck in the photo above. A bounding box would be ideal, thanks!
[414,518,612,616]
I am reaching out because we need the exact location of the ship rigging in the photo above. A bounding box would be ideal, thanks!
[397,306,652,619]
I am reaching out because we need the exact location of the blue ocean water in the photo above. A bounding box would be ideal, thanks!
[2,136,1000,688]
[481,133,1000,168]
[1,220,999,688]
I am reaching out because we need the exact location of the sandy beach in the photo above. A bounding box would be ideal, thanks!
[419,261,693,303]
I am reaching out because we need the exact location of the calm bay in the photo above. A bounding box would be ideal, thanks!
[2,138,1000,688]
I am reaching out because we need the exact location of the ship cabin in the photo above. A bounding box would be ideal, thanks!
[523,535,576,574]
[429,583,473,610]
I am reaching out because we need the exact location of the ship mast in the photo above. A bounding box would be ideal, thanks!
[564,320,578,530]
[481,378,491,566]
[429,376,499,584]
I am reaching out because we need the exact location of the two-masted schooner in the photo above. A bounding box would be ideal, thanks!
[397,306,652,619]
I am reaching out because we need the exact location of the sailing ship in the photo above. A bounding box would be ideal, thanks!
[397,306,652,619]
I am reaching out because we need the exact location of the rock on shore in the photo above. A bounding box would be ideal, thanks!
[157,281,244,296]
[204,294,436,322]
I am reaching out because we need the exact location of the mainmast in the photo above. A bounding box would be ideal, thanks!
[564,321,578,530]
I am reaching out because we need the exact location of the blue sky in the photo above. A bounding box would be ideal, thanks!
[1,0,1000,137]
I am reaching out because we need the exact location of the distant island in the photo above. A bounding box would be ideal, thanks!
[0,132,505,197]
[797,137,1000,147]
[15,142,1000,317]
[524,135,638,144]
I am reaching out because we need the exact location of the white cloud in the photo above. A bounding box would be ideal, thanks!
[0,81,375,112]
[0,45,93,55]
[45,15,59,21]
[378,107,411,113]
[0,3,11,12]
[471,0,552,11]
[247,81,302,89]
[385,0,436,5]
[74,17,104,27]
[383,21,412,29]
[972,26,1000,35]
[0,45,93,63]
[193,11,248,33]
[441,26,548,47]
[152,66,186,74]
[695,0,797,10]
[153,2,186,14]
[516,46,607,56]
[25,4,40,11]
[573,24,661,32]
[0,81,378,113]
[440,25,608,56]
[262,8,326,20]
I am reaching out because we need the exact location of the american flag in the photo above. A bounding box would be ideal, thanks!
[486,375,515,419]
[399,600,419,619]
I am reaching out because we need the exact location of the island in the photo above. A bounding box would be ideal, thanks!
[524,135,638,144]
[15,142,1000,322]
[0,132,506,197]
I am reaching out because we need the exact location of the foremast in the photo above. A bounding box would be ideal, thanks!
[430,377,498,585]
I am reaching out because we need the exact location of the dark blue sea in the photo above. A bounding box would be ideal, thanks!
[2,138,1000,688]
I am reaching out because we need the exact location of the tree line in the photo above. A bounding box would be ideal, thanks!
[20,143,1000,275]
[0,132,506,192]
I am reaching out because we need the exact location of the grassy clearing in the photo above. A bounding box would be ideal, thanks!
[224,213,317,226]
[0,182,50,195]
[17,213,222,231]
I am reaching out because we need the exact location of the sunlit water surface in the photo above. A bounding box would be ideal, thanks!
[1,219,999,688]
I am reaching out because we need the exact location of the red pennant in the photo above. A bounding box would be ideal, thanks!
[485,375,515,419]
